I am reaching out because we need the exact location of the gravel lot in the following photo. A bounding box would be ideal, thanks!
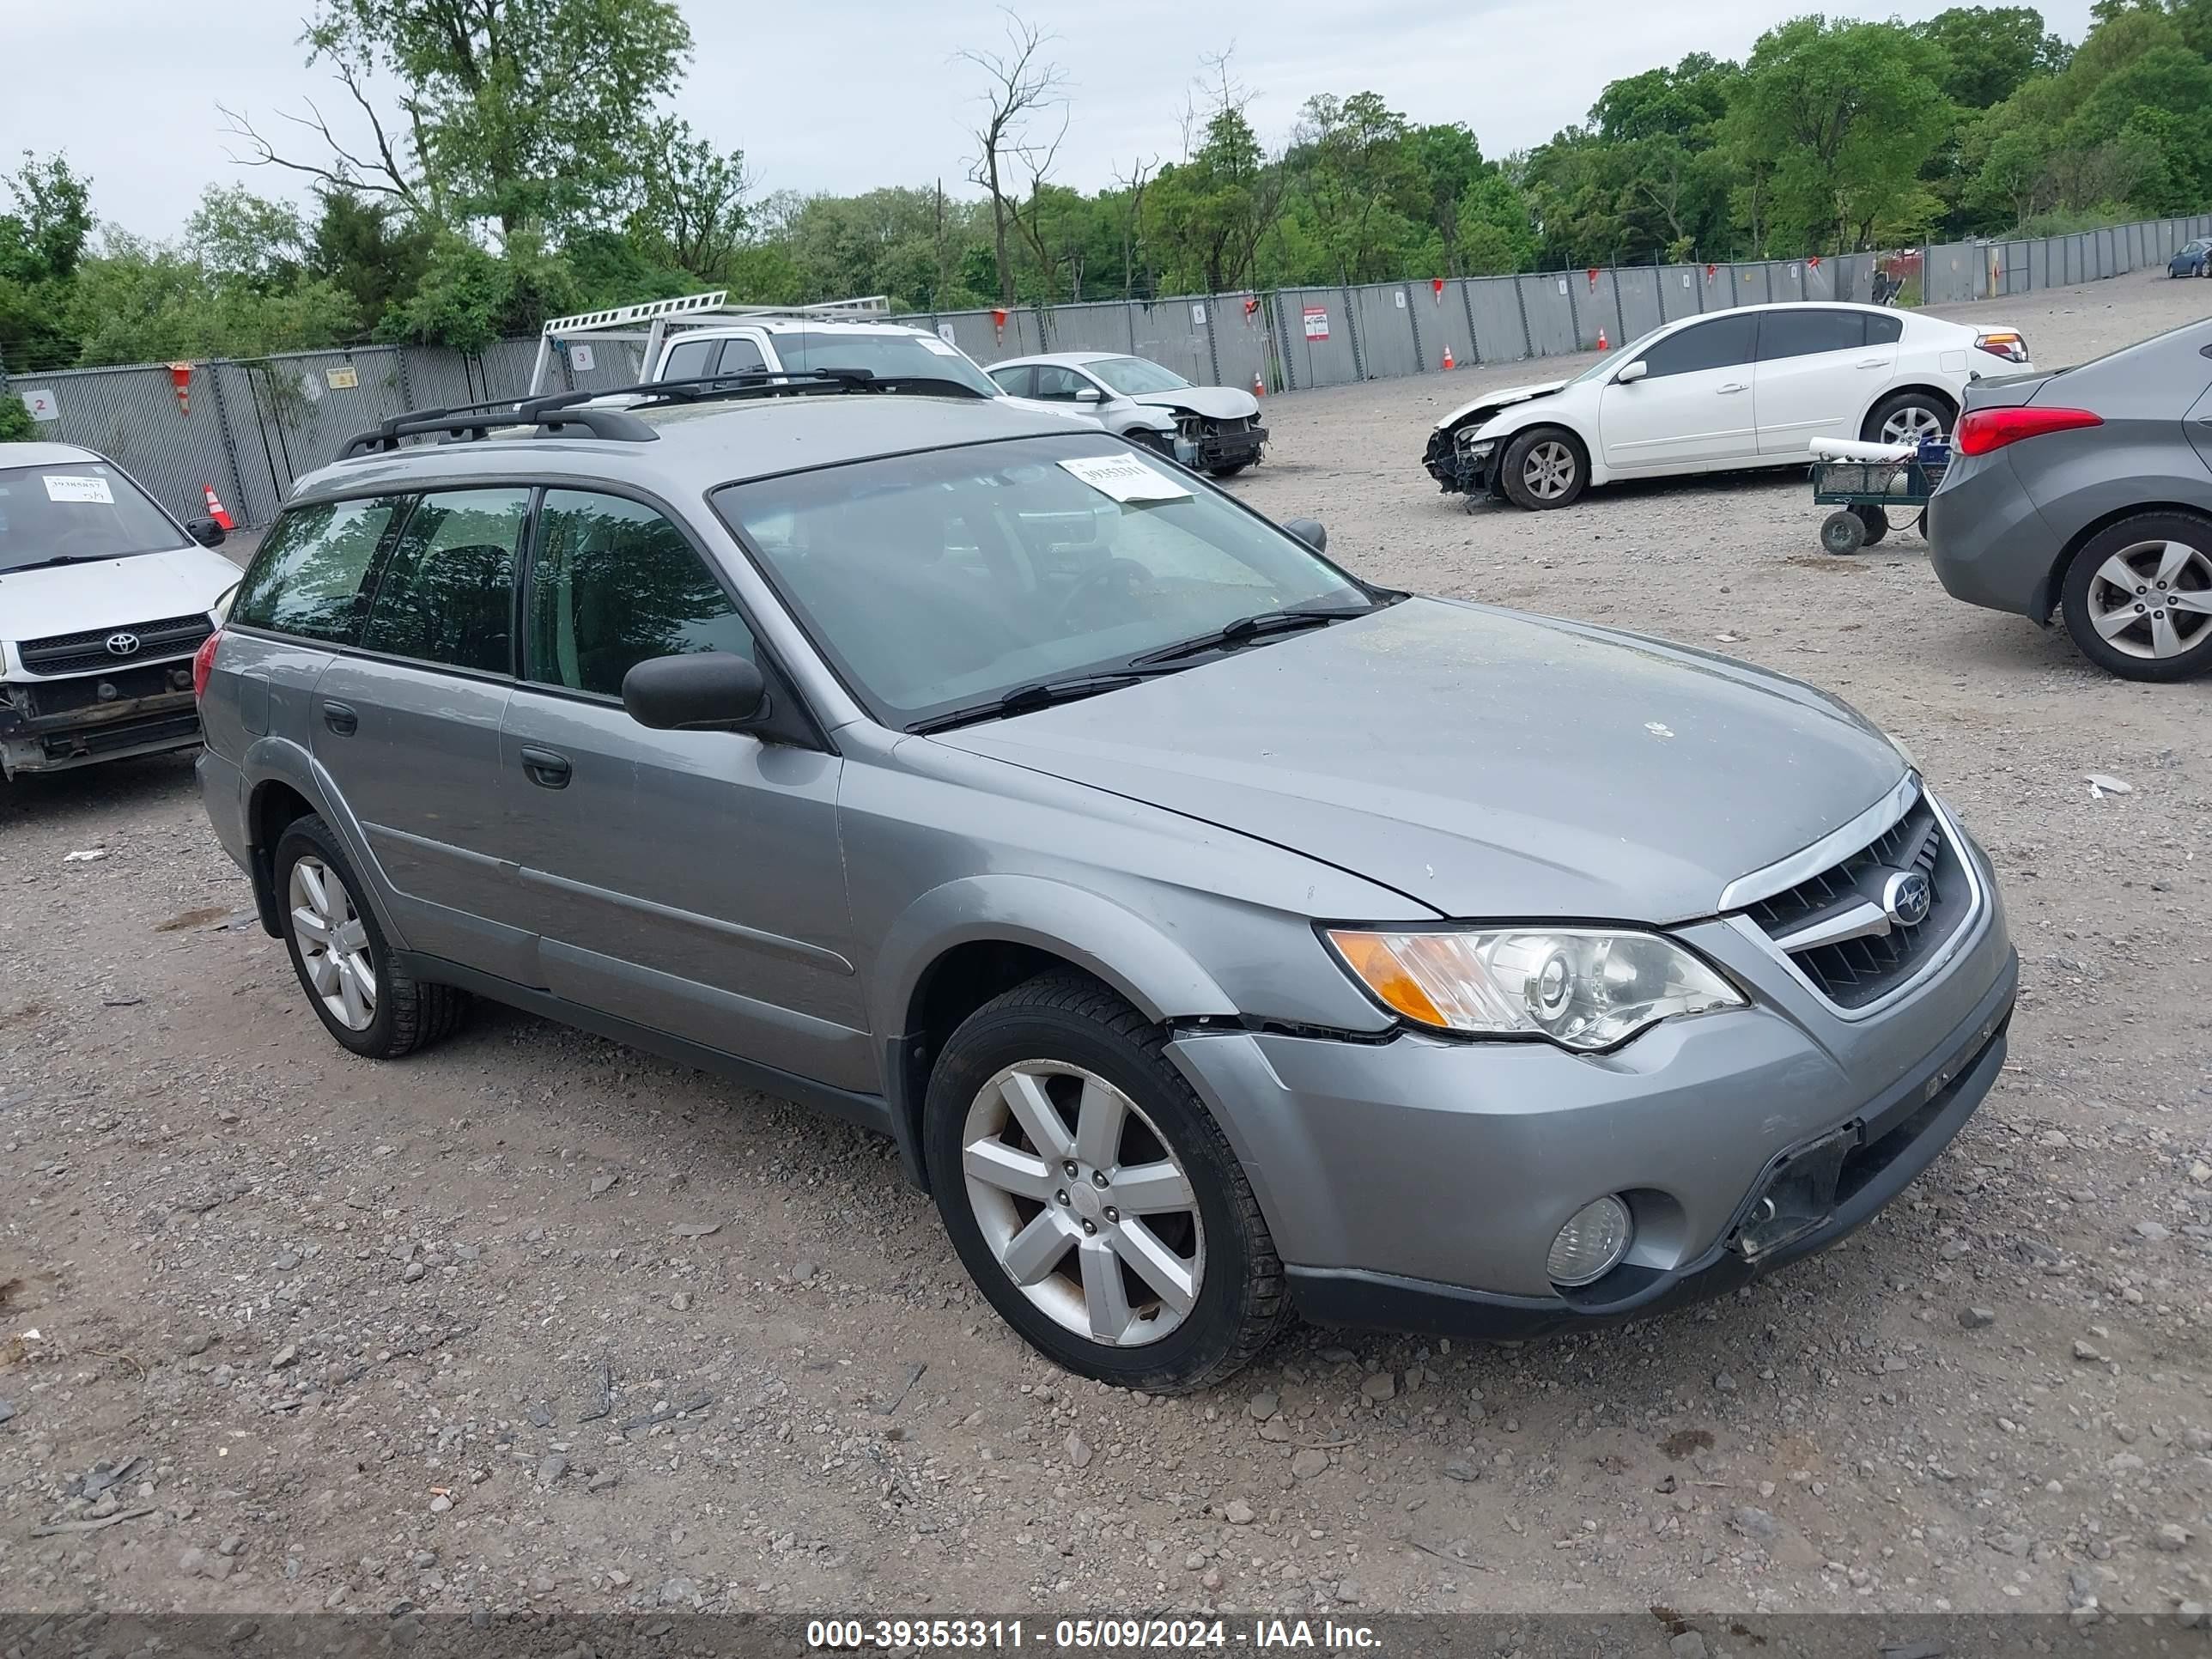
[3,271,2209,1626]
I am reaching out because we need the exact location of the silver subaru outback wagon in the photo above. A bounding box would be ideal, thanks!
[193,374,2018,1392]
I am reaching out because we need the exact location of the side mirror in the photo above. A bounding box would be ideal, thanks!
[1284,517,1328,552]
[622,652,767,732]
[1614,359,1648,386]
[186,515,228,548]
[1075,386,1103,403]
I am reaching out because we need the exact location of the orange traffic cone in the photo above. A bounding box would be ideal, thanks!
[1596,328,1610,351]
[1251,371,1265,398]
[1442,345,1455,370]
[202,483,235,532]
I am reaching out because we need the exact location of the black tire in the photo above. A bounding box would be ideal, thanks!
[922,971,1287,1393]
[1208,460,1252,477]
[1855,505,1889,545]
[1821,510,1868,556]
[1861,390,1953,447]
[273,814,469,1058]
[2057,511,2212,682]
[1499,427,1588,510]
[1125,428,1171,456]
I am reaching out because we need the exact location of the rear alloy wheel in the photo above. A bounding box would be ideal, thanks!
[2059,514,2212,681]
[1500,428,1587,510]
[924,973,1286,1391]
[273,813,470,1058]
[1864,391,1951,447]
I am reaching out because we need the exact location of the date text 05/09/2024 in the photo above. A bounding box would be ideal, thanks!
[806,1618,1382,1650]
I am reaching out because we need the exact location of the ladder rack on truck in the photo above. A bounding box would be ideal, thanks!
[527,289,892,394]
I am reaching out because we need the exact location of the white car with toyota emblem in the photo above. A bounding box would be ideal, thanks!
[0,442,239,778]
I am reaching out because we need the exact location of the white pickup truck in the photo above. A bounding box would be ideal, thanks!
[527,291,1164,440]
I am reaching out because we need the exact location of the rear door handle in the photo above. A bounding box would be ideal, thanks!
[1856,358,1888,369]
[1717,383,1747,395]
[519,744,572,789]
[322,701,358,737]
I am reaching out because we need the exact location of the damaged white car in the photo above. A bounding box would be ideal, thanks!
[1422,303,2030,510]
[988,352,1268,476]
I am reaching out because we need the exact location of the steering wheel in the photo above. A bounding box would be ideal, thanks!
[1054,556,1153,629]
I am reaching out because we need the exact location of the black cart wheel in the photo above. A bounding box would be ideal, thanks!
[1855,506,1889,546]
[1821,510,1868,556]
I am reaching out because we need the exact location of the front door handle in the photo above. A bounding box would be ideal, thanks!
[519,744,572,789]
[1717,382,1748,395]
[322,701,358,736]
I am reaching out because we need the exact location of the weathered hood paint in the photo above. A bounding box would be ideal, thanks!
[0,545,238,649]
[937,597,1905,924]
[1131,386,1261,422]
[1431,379,1570,433]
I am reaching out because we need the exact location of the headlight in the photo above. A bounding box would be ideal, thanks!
[1462,435,1496,459]
[210,583,239,625]
[1884,727,1917,771]
[1324,927,1744,1051]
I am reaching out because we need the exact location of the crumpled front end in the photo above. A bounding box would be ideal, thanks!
[1422,422,1503,495]
[1168,410,1267,473]
[1,659,205,776]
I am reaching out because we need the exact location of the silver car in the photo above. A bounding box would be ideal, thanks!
[987,351,1268,476]
[195,378,2016,1392]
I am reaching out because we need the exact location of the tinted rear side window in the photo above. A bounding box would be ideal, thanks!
[1865,313,1903,345]
[1758,310,1869,360]
[1637,314,1757,379]
[660,337,720,380]
[230,497,404,644]
[360,489,529,674]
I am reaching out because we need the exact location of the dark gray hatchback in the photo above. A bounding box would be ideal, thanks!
[1928,315,2212,680]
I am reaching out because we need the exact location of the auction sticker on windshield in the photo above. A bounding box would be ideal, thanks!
[44,475,115,505]
[1057,454,1191,503]
[918,336,960,356]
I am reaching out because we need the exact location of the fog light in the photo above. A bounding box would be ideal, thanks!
[1547,1196,1633,1287]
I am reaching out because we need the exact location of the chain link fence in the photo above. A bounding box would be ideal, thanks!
[9,210,2209,529]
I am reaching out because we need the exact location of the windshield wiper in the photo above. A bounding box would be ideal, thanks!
[1127,603,1376,668]
[907,671,1178,735]
[3,553,118,571]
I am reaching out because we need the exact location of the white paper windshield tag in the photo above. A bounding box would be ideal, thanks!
[44,474,114,505]
[917,335,959,356]
[1057,454,1191,503]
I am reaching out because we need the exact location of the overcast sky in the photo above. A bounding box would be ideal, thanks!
[3,0,2100,242]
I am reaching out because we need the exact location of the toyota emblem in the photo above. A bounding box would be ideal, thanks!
[105,631,142,658]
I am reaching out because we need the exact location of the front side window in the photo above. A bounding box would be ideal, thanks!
[1636,314,1758,379]
[719,338,769,374]
[1088,356,1191,396]
[230,496,405,644]
[360,489,528,673]
[713,434,1370,727]
[0,459,183,572]
[1757,309,1868,361]
[526,490,754,699]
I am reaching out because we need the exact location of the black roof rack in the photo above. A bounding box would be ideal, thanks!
[335,368,991,461]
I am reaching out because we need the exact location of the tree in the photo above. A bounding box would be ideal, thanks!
[222,0,695,240]
[1411,124,1487,276]
[1914,7,2069,107]
[629,119,750,281]
[1290,91,1424,283]
[956,10,1067,306]
[1725,17,1953,254]
[311,189,436,325]
[0,151,94,374]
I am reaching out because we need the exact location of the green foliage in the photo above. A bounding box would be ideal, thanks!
[0,393,33,443]
[21,0,2212,374]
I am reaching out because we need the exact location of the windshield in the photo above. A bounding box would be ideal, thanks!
[0,459,182,573]
[769,327,1000,398]
[713,434,1370,727]
[1569,325,1667,383]
[1089,356,1192,396]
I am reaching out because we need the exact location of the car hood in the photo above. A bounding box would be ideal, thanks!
[0,544,239,644]
[935,597,1905,924]
[1432,379,1571,432]
[1130,386,1261,421]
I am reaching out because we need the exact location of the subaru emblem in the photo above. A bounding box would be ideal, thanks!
[106,631,141,658]
[1881,869,1933,929]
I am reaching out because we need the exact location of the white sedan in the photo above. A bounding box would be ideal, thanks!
[1422,302,2032,510]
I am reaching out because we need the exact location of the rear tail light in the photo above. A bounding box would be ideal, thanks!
[191,628,222,701]
[1974,331,2029,364]
[1953,405,2102,456]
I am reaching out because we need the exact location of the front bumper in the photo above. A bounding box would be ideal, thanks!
[1422,429,1497,495]
[1166,831,2016,1335]
[0,663,204,777]
[1176,423,1267,471]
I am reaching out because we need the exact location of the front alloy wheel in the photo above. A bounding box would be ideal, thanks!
[962,1062,1203,1346]
[1501,428,1586,509]
[924,972,1286,1391]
